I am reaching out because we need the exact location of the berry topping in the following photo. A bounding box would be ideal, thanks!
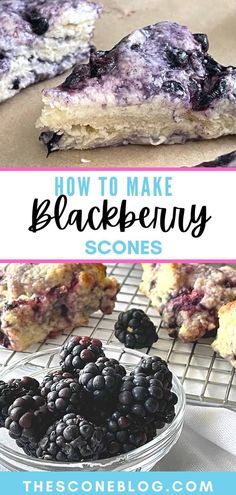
[114,309,158,349]
[24,11,49,36]
[60,336,105,373]
[12,78,20,90]
[36,413,105,461]
[193,33,209,52]
[197,78,227,110]
[167,48,189,67]
[162,80,185,96]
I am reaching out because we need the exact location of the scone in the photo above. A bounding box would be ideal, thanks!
[212,302,236,368]
[140,263,236,342]
[0,263,119,351]
[37,21,236,152]
[0,0,101,103]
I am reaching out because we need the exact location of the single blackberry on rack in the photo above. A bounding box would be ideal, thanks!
[0,377,39,427]
[132,356,173,389]
[41,375,86,418]
[60,336,105,373]
[5,394,53,456]
[114,309,158,349]
[117,373,177,425]
[36,413,105,461]
[101,411,156,457]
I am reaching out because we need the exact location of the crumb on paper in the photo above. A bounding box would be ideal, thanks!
[80,158,91,164]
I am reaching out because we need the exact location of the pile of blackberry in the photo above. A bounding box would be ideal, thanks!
[0,319,178,463]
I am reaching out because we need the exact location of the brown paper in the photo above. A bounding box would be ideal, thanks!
[0,0,236,168]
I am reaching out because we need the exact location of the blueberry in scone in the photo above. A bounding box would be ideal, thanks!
[0,263,119,351]
[0,0,101,103]
[37,21,236,152]
[140,263,236,342]
[212,301,236,368]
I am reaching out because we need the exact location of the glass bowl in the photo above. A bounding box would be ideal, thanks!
[0,346,185,471]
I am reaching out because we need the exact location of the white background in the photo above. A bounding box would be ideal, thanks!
[0,170,234,261]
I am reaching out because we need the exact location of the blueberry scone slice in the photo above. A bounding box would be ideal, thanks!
[0,263,119,351]
[37,21,236,152]
[140,263,236,342]
[212,302,236,368]
[0,0,101,103]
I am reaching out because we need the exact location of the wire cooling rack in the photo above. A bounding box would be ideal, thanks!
[0,263,235,410]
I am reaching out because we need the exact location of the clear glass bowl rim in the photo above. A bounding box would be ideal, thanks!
[0,346,186,470]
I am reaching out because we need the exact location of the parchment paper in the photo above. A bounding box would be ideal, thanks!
[0,0,236,168]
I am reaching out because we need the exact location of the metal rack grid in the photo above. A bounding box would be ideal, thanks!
[0,263,235,410]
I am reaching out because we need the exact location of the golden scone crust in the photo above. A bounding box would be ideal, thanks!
[212,301,236,368]
[0,263,119,351]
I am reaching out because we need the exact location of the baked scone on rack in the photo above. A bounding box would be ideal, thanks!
[0,263,119,351]
[0,0,101,103]
[140,263,236,343]
[37,21,236,152]
[212,302,236,368]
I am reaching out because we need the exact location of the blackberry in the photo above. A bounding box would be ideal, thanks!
[162,80,185,96]
[102,411,156,457]
[84,400,114,427]
[79,359,125,425]
[94,356,126,378]
[41,375,86,418]
[117,373,177,426]
[40,370,74,398]
[132,356,173,389]
[24,11,49,36]
[114,309,158,349]
[5,394,52,456]
[193,33,209,52]
[36,413,105,461]
[167,48,189,67]
[0,377,39,427]
[157,389,178,425]
[79,362,123,401]
[60,336,105,373]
